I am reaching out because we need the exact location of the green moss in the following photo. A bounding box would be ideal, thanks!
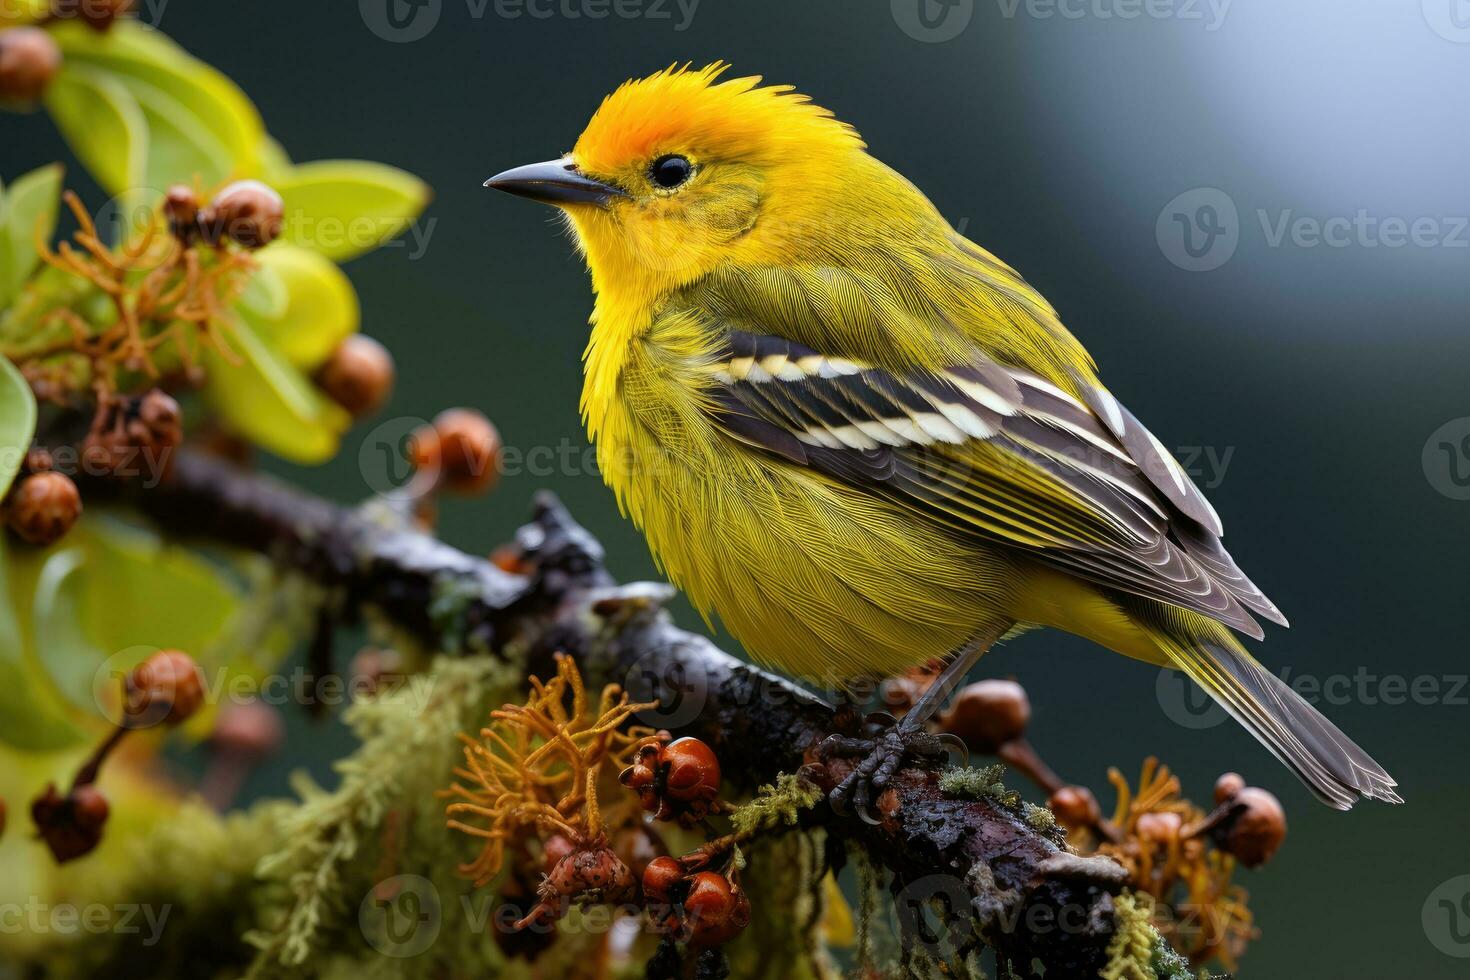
[242,654,521,976]
[937,764,1007,800]
[729,772,824,836]
[1021,803,1055,831]
[1101,891,1163,980]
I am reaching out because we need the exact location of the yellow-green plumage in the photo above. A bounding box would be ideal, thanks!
[492,63,1399,810]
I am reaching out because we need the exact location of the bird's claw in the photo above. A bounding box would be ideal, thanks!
[862,710,898,733]
[824,721,948,822]
[933,731,969,767]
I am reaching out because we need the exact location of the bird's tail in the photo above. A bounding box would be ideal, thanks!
[1147,615,1402,809]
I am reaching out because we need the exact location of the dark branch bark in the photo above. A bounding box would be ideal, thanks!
[108,450,1142,976]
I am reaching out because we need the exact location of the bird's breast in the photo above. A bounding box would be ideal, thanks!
[584,344,1016,682]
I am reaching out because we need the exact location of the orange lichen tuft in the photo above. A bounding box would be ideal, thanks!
[11,189,255,399]
[442,653,656,888]
[1077,758,1257,971]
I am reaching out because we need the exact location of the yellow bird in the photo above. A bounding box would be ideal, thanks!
[485,63,1399,811]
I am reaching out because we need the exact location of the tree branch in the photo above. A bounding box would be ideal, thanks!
[109,450,1144,975]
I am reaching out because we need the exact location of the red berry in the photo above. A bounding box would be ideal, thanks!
[682,872,751,947]
[1047,785,1101,828]
[1216,787,1286,868]
[641,855,686,905]
[431,409,501,494]
[124,650,205,727]
[202,180,284,249]
[661,737,721,803]
[937,679,1030,753]
[315,335,395,417]
[6,471,81,545]
[31,782,109,863]
[1214,771,1245,805]
[69,784,109,829]
[0,27,61,102]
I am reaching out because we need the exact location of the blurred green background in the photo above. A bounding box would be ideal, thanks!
[6,1,1469,975]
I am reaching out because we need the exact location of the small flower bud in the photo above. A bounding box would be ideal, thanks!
[1047,784,1101,828]
[1213,771,1245,805]
[124,649,204,727]
[164,185,201,241]
[430,408,501,494]
[937,679,1030,753]
[0,27,61,103]
[5,471,81,545]
[202,180,283,249]
[1214,786,1286,868]
[314,335,394,417]
[135,388,183,452]
[1136,809,1183,844]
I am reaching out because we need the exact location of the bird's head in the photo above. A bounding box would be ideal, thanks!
[485,63,878,301]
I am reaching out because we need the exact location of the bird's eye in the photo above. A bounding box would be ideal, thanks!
[649,154,693,189]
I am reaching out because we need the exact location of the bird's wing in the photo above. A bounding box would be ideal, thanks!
[690,323,1284,639]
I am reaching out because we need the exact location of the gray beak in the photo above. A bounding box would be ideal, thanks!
[483,159,625,207]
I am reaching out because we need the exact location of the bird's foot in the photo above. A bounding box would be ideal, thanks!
[817,713,966,824]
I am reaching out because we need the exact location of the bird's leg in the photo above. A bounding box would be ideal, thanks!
[819,622,1011,822]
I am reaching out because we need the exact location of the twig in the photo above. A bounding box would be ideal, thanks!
[98,449,1156,974]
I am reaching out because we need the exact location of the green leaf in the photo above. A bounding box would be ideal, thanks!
[33,517,239,721]
[237,259,288,321]
[0,517,249,748]
[43,64,147,197]
[53,21,263,187]
[258,135,293,182]
[275,159,431,262]
[0,354,37,500]
[0,538,88,750]
[246,244,359,369]
[204,317,350,464]
[126,76,236,194]
[0,163,63,308]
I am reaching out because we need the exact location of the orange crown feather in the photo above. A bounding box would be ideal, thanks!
[571,62,864,176]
